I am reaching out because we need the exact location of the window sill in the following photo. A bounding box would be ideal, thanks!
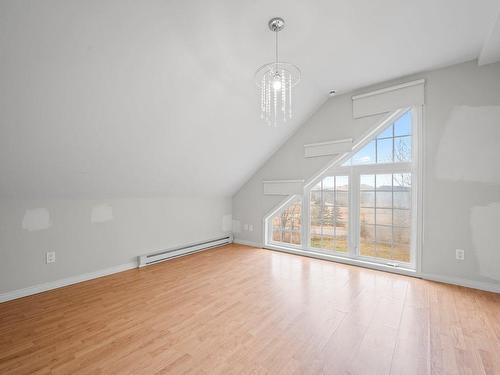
[263,243,417,277]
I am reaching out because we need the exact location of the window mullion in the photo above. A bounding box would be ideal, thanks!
[350,171,359,257]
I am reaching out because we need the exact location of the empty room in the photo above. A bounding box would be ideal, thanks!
[1,1,500,374]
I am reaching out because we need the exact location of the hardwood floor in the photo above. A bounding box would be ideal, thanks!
[1,244,499,374]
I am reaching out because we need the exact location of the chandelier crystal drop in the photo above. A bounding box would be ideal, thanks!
[255,17,300,126]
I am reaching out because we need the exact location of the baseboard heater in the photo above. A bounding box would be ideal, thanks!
[138,235,233,267]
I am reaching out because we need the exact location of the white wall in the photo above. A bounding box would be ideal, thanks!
[233,60,500,288]
[0,196,231,294]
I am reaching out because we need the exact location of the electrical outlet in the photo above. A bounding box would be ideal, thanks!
[249,224,254,232]
[46,251,56,264]
[456,249,465,261]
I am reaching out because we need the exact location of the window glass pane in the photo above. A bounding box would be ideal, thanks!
[352,141,376,165]
[376,191,392,208]
[376,174,392,190]
[335,235,348,252]
[335,175,349,190]
[393,173,411,189]
[335,191,349,206]
[360,208,375,225]
[360,223,375,257]
[377,124,393,139]
[320,235,335,250]
[310,234,322,248]
[323,176,335,190]
[393,209,411,227]
[310,225,322,236]
[394,136,411,162]
[360,174,375,190]
[310,190,322,204]
[394,191,411,209]
[323,190,334,206]
[392,243,410,262]
[272,216,280,227]
[272,230,281,242]
[291,232,301,245]
[393,227,410,245]
[322,206,335,227]
[282,232,292,243]
[376,225,392,243]
[335,207,349,229]
[394,111,411,136]
[377,138,393,163]
[360,223,375,242]
[282,212,293,230]
[360,241,375,257]
[376,208,392,226]
[360,191,375,207]
[375,242,392,260]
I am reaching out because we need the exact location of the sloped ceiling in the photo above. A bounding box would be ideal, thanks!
[1,0,499,198]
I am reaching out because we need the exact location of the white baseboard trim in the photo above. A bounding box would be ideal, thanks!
[420,273,500,293]
[0,261,138,303]
[233,239,263,248]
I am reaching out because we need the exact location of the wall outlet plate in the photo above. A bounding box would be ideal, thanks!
[46,251,56,264]
[456,249,465,261]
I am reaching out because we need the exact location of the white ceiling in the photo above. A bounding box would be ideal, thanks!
[1,0,499,198]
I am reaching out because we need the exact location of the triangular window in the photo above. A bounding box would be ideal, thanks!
[343,110,412,166]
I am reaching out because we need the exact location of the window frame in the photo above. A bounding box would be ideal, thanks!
[263,106,422,273]
[303,107,420,270]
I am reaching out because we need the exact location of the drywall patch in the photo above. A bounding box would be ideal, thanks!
[222,214,232,232]
[22,208,52,231]
[471,203,500,281]
[435,106,500,184]
[91,204,113,223]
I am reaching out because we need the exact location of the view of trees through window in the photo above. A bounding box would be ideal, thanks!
[271,200,301,245]
[310,176,349,252]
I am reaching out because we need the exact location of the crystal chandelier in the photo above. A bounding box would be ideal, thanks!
[255,17,301,126]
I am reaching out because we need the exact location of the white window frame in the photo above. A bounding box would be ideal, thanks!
[303,106,422,271]
[263,106,423,274]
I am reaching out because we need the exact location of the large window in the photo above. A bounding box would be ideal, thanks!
[264,108,419,270]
